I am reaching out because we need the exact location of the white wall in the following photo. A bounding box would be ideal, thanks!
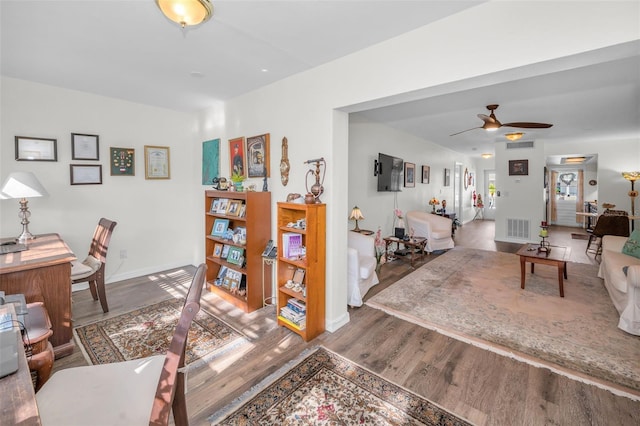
[348,115,475,235]
[0,77,201,283]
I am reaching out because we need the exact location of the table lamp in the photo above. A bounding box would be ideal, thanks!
[349,206,364,232]
[0,172,49,243]
[622,171,639,231]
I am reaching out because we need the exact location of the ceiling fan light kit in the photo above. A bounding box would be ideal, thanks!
[505,132,524,141]
[156,0,213,28]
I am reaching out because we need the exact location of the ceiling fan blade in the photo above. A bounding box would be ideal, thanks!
[477,113,497,124]
[502,122,553,129]
[450,127,481,136]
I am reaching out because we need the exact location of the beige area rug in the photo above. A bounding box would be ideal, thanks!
[74,298,248,368]
[366,248,640,396]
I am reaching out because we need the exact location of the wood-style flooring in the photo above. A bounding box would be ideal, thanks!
[54,220,639,425]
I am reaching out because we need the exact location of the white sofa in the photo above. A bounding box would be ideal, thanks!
[347,232,379,307]
[598,235,640,335]
[406,211,454,253]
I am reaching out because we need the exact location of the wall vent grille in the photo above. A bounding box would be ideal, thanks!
[506,141,535,149]
[507,218,530,239]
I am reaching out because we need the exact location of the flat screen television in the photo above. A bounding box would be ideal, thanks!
[374,152,403,192]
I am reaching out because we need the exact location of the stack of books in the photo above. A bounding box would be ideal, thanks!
[279,298,306,330]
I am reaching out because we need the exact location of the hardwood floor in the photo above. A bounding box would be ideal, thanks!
[55,220,639,425]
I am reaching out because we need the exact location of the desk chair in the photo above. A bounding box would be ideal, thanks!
[71,218,117,313]
[36,263,207,426]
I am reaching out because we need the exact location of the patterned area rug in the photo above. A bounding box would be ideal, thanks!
[209,347,470,425]
[74,298,247,367]
[366,248,640,395]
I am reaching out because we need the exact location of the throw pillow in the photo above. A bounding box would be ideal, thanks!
[621,229,640,259]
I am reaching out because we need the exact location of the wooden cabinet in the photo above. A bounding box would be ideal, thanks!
[205,190,271,313]
[276,202,326,341]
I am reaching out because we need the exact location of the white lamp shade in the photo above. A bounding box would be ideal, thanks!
[156,0,213,27]
[0,172,48,200]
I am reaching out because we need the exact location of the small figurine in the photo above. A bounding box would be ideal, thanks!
[262,177,268,192]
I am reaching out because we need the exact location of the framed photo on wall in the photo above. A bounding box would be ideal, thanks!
[110,147,135,176]
[246,133,270,178]
[444,168,451,186]
[70,164,102,185]
[15,136,57,161]
[202,138,220,185]
[421,165,430,183]
[144,145,170,179]
[404,162,415,188]
[71,133,99,160]
[509,159,529,176]
[229,137,246,178]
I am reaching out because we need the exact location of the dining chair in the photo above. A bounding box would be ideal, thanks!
[36,263,207,426]
[586,213,630,257]
[71,218,117,313]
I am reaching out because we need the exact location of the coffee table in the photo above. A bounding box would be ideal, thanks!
[383,236,427,267]
[516,244,571,297]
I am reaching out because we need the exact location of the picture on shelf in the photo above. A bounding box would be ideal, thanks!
[212,243,223,258]
[210,199,220,213]
[227,200,242,216]
[282,232,303,259]
[211,218,230,237]
[217,198,229,214]
[215,266,228,286]
[221,245,230,259]
[234,227,247,245]
[226,246,245,265]
[238,204,247,218]
[292,268,305,285]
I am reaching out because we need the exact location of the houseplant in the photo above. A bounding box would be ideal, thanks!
[230,172,245,191]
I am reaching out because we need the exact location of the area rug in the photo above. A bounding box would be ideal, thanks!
[74,298,247,367]
[209,346,471,425]
[366,247,640,396]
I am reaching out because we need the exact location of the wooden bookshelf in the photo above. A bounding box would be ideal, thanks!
[205,190,271,313]
[276,202,326,341]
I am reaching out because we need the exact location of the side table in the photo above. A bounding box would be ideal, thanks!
[383,236,427,267]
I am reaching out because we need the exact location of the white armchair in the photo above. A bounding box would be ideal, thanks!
[347,232,379,307]
[406,211,454,253]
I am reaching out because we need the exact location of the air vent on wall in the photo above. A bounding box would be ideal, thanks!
[507,218,530,239]
[506,141,535,149]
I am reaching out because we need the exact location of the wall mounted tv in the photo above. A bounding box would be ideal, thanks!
[374,152,403,192]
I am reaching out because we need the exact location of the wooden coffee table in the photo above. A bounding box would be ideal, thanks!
[516,244,571,297]
[383,236,427,267]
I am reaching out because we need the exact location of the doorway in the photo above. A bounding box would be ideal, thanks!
[484,169,496,220]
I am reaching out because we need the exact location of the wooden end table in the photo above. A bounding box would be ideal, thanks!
[383,236,427,267]
[516,244,571,297]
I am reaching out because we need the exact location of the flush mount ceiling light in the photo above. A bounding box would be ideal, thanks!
[481,153,493,159]
[505,132,524,141]
[156,0,213,28]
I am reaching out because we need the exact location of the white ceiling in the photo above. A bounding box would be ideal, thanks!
[2,1,639,161]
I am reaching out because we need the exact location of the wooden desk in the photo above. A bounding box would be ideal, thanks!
[383,236,427,267]
[0,234,76,358]
[0,305,41,425]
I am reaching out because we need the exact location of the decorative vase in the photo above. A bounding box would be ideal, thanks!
[233,181,243,191]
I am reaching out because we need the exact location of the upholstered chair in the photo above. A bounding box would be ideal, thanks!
[347,232,379,307]
[406,211,454,253]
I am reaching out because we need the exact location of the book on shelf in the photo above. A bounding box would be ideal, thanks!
[282,232,303,259]
[287,298,306,313]
[278,315,306,330]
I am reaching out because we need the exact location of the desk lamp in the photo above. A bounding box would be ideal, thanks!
[0,172,48,243]
[349,206,364,232]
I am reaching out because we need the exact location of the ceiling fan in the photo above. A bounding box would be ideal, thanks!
[450,104,553,136]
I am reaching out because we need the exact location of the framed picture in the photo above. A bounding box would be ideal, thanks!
[229,137,246,178]
[217,198,229,214]
[213,243,223,258]
[71,133,99,160]
[292,268,305,285]
[110,147,135,176]
[404,162,415,188]
[202,138,220,185]
[226,200,242,216]
[509,159,529,176]
[211,218,230,237]
[246,133,270,178]
[226,246,244,265]
[444,168,451,186]
[210,199,221,213]
[421,165,430,184]
[70,164,102,185]
[215,266,228,286]
[15,136,57,161]
[221,245,230,259]
[144,145,170,179]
